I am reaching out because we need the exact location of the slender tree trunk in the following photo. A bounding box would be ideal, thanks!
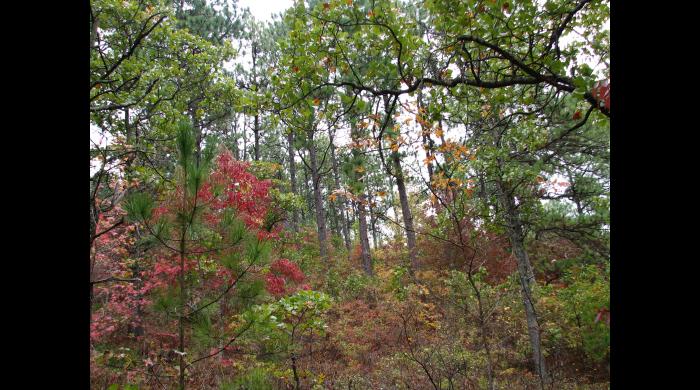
[489,122,549,387]
[356,196,373,275]
[90,12,99,51]
[291,353,300,390]
[131,228,145,338]
[417,90,436,192]
[496,181,549,388]
[382,97,418,276]
[287,131,299,232]
[303,163,312,223]
[89,199,98,308]
[367,190,379,249]
[123,108,145,339]
[330,201,342,246]
[179,237,186,390]
[393,154,418,276]
[252,41,260,162]
[253,114,260,161]
[242,118,248,161]
[308,130,329,262]
[349,121,372,273]
[329,128,351,251]
[231,115,241,160]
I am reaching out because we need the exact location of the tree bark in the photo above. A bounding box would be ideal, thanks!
[356,196,373,275]
[302,163,312,222]
[349,122,372,273]
[287,131,299,232]
[382,97,418,276]
[307,129,329,262]
[367,189,379,249]
[253,114,260,161]
[178,236,186,390]
[329,128,351,251]
[496,181,549,388]
[392,154,419,276]
[252,40,260,161]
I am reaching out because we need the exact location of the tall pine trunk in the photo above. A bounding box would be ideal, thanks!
[329,128,351,251]
[287,131,299,232]
[367,189,379,249]
[349,122,372,273]
[392,154,418,276]
[253,114,260,161]
[307,129,329,262]
[356,195,373,275]
[383,97,418,276]
[302,163,312,223]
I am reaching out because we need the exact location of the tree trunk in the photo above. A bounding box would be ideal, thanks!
[356,196,373,275]
[496,181,549,388]
[253,114,260,161]
[291,353,300,390]
[329,201,341,246]
[90,12,100,51]
[89,199,97,307]
[302,163,312,223]
[349,121,372,273]
[179,237,186,390]
[383,96,418,276]
[367,190,379,249]
[242,118,248,161]
[393,154,418,276]
[287,131,299,232]
[329,129,351,251]
[231,115,241,160]
[252,41,260,162]
[308,130,329,262]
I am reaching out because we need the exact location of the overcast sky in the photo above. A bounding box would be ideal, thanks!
[237,0,293,22]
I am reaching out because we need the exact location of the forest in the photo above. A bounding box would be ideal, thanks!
[89,0,610,388]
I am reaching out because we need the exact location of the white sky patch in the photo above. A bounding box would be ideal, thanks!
[237,0,293,22]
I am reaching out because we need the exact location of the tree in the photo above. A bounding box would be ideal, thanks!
[123,121,282,389]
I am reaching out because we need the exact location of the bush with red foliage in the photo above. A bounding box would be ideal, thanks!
[265,258,306,296]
